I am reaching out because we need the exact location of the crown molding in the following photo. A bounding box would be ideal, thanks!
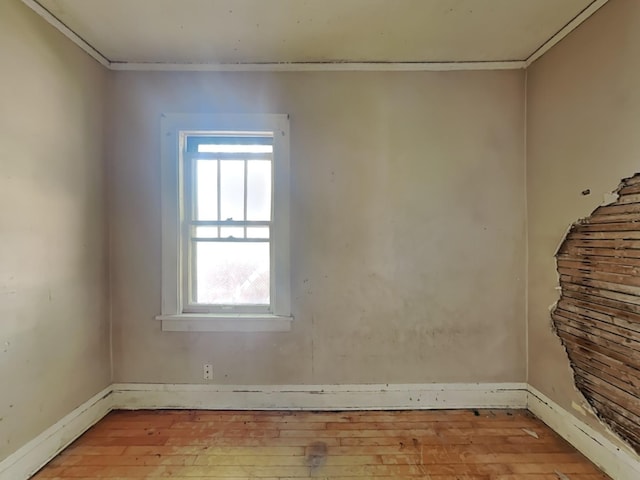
[525,0,608,67]
[109,60,525,72]
[20,0,110,68]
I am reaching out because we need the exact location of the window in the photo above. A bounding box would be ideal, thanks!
[156,114,292,332]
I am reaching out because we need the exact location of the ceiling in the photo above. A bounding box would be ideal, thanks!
[27,0,607,69]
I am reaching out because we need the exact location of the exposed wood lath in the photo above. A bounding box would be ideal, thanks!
[554,173,640,454]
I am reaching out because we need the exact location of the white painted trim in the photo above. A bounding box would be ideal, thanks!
[110,382,527,411]
[159,114,292,332]
[527,386,640,480]
[3,383,638,480]
[19,0,110,68]
[523,68,530,385]
[109,61,525,72]
[525,0,609,67]
[156,314,293,332]
[0,386,112,480]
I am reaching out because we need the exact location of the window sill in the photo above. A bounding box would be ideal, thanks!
[155,313,293,332]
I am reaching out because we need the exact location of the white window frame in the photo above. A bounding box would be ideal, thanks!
[156,114,292,332]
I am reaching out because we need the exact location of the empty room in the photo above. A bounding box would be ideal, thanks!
[1,0,639,478]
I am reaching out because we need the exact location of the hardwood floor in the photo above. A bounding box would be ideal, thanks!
[32,409,610,479]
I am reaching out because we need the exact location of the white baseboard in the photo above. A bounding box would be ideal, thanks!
[0,386,112,480]
[0,382,526,480]
[3,383,638,480]
[110,382,528,411]
[527,386,640,480]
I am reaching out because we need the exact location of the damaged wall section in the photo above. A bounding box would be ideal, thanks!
[553,174,640,453]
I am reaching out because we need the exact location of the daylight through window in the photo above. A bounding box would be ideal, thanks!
[183,134,273,308]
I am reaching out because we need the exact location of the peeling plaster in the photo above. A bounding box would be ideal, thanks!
[552,173,640,454]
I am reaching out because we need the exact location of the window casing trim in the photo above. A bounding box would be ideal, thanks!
[157,114,292,332]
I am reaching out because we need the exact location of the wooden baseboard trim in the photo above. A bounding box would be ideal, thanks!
[110,382,528,411]
[4,383,638,480]
[0,386,112,480]
[527,386,640,480]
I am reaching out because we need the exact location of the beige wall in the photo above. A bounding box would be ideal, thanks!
[0,1,110,462]
[109,70,527,385]
[6,0,640,466]
[527,0,640,452]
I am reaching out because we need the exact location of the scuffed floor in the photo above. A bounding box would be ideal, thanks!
[31,409,609,479]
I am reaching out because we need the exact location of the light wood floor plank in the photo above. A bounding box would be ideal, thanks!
[31,409,610,479]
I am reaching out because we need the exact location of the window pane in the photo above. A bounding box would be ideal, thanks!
[246,160,271,221]
[194,226,218,238]
[220,227,244,238]
[220,161,245,221]
[195,160,218,221]
[247,227,270,239]
[194,241,270,305]
[199,144,273,153]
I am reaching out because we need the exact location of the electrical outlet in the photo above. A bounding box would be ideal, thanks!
[203,364,213,380]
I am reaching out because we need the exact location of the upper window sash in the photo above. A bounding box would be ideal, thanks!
[185,134,273,152]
